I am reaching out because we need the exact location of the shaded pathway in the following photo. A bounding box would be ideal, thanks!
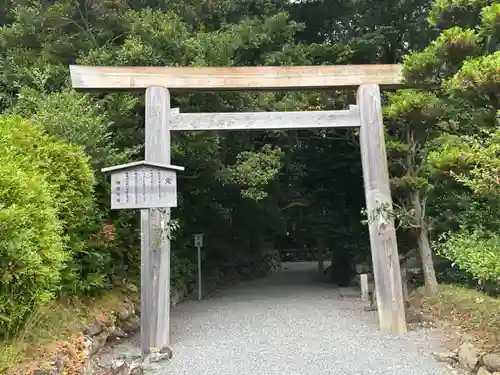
[111,262,451,375]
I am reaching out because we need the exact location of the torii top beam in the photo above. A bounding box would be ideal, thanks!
[69,64,404,92]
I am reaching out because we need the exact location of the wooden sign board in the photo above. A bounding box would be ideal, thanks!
[102,161,184,210]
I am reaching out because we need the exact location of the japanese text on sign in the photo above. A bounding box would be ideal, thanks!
[110,166,177,209]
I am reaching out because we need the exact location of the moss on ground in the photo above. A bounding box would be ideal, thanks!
[0,284,139,375]
[412,284,500,351]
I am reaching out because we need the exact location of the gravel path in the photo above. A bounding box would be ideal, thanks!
[109,262,453,375]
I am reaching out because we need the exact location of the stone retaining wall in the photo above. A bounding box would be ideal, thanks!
[434,341,500,375]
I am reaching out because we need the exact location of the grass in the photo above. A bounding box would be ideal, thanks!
[412,283,500,351]
[0,285,139,375]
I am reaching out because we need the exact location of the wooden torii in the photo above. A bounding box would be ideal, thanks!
[69,64,408,356]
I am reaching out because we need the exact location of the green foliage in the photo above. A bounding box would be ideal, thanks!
[437,228,500,282]
[228,144,284,200]
[0,115,114,296]
[4,0,496,337]
[0,115,94,232]
[479,3,500,54]
[444,50,500,99]
[428,0,490,28]
[427,134,475,172]
[402,46,443,84]
[402,27,481,83]
[431,133,500,285]
[384,90,443,221]
[12,88,136,171]
[0,116,67,337]
[171,253,197,291]
[435,27,480,60]
[397,0,500,290]
[385,89,442,122]
[451,129,500,199]
[391,176,431,193]
[480,3,500,35]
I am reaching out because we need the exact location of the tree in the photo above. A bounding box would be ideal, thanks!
[386,0,500,293]
[384,90,443,294]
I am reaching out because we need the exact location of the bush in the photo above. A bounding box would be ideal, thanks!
[12,89,144,291]
[171,253,196,291]
[0,115,95,231]
[437,227,500,283]
[0,156,66,337]
[0,115,107,292]
[0,115,106,336]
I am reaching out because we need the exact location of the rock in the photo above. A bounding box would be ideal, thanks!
[111,359,144,375]
[116,303,135,321]
[82,357,93,375]
[407,311,424,324]
[111,360,127,375]
[432,351,457,364]
[122,315,140,333]
[90,331,109,355]
[146,346,173,363]
[458,342,480,370]
[81,321,105,336]
[109,325,128,339]
[481,353,500,372]
[478,366,493,375]
[171,287,187,307]
[484,354,500,372]
[33,359,63,375]
[160,346,173,356]
[129,365,145,375]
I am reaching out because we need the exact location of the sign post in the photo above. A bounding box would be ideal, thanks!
[193,234,204,300]
[102,160,184,358]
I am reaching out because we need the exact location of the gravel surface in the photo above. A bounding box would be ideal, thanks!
[111,262,453,375]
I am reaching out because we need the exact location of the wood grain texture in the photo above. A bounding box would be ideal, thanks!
[140,209,151,356]
[145,86,172,349]
[69,64,404,91]
[357,84,407,334]
[401,267,409,305]
[169,109,360,131]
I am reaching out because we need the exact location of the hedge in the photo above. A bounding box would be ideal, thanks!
[0,115,96,336]
[0,158,65,337]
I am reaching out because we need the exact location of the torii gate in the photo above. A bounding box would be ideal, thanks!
[69,64,408,356]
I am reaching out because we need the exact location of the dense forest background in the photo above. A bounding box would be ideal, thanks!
[0,0,498,338]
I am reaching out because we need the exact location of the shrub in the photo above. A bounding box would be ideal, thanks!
[0,115,107,292]
[0,115,95,231]
[0,156,66,337]
[171,253,196,291]
[12,89,144,291]
[437,227,500,283]
[0,116,114,306]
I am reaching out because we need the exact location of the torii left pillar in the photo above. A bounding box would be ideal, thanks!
[142,86,172,353]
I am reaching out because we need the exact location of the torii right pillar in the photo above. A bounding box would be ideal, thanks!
[357,84,407,334]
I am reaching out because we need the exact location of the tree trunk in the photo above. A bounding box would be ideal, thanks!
[417,223,438,295]
[411,191,439,295]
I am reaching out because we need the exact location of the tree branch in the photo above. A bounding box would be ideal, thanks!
[280,200,310,211]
